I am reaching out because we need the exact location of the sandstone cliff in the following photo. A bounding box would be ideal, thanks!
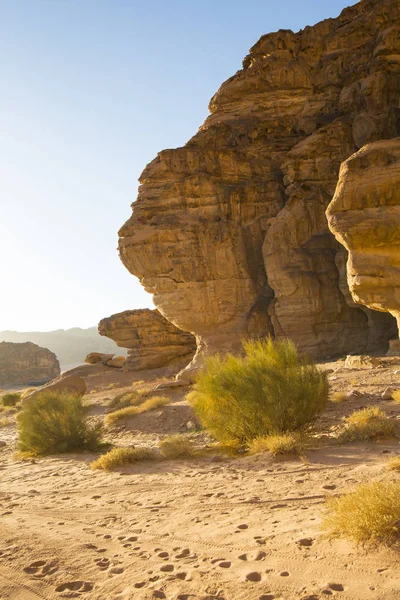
[327,138,400,334]
[0,341,60,388]
[119,0,399,372]
[98,309,196,371]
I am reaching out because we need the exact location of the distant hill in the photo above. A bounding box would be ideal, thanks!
[0,327,125,372]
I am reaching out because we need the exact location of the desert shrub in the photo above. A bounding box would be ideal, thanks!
[249,432,310,456]
[91,446,159,471]
[330,392,347,403]
[0,417,12,427]
[105,396,169,426]
[323,480,400,546]
[388,456,400,471]
[20,388,36,400]
[17,391,103,456]
[188,338,329,443]
[159,434,197,459]
[108,390,144,411]
[1,393,21,407]
[338,406,397,442]
[392,390,400,404]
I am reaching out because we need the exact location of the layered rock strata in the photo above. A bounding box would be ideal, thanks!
[119,0,399,371]
[98,309,196,371]
[0,342,60,387]
[327,138,400,335]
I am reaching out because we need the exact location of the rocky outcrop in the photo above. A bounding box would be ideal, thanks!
[85,353,115,365]
[98,309,196,371]
[119,0,399,371]
[0,342,60,388]
[327,138,400,336]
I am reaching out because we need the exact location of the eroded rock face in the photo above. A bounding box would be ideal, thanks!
[0,342,60,387]
[327,138,400,335]
[98,310,196,371]
[119,0,399,368]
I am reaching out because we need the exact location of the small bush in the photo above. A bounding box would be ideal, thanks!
[323,481,400,546]
[1,393,21,407]
[20,388,36,401]
[106,396,169,426]
[392,390,400,404]
[0,417,12,427]
[188,338,329,443]
[91,446,159,471]
[388,456,400,471]
[159,434,197,459]
[338,407,397,442]
[109,390,144,411]
[330,392,347,404]
[17,391,104,456]
[249,432,310,456]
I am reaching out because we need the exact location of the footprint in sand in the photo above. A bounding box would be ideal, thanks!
[24,560,58,578]
[218,561,231,569]
[94,557,110,570]
[238,551,266,562]
[160,563,174,572]
[55,581,93,593]
[245,571,262,582]
[259,595,275,600]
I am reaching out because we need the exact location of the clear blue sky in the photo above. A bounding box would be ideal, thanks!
[1,0,356,332]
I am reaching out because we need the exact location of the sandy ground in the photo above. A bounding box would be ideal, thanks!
[1,358,400,600]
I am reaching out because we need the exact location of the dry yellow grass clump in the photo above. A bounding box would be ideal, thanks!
[105,396,169,426]
[0,417,12,427]
[159,434,197,459]
[91,446,159,471]
[387,456,400,471]
[249,432,310,456]
[324,480,400,546]
[330,392,347,403]
[392,390,400,404]
[338,406,397,442]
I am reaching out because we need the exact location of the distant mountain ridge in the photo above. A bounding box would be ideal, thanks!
[0,327,125,372]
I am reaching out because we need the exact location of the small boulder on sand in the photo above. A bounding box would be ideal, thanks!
[106,356,126,368]
[85,352,115,365]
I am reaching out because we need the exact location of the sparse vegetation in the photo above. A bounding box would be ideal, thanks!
[392,390,400,404]
[20,388,36,401]
[105,396,169,426]
[330,392,347,403]
[323,481,400,546]
[159,434,197,459]
[388,456,400,471]
[0,417,12,427]
[17,391,104,456]
[108,389,145,411]
[91,446,159,471]
[188,338,329,443]
[249,432,310,456]
[338,406,397,442]
[1,392,21,407]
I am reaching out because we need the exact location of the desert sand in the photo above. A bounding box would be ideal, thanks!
[1,359,400,600]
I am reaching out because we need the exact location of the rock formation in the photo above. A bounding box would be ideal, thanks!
[0,342,60,388]
[22,375,86,405]
[327,138,400,336]
[119,0,399,372]
[98,309,196,371]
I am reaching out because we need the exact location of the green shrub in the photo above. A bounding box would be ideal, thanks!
[17,391,103,456]
[91,446,159,471]
[108,390,144,411]
[1,392,21,407]
[323,481,400,546]
[188,338,329,443]
[159,434,197,459]
[338,406,397,442]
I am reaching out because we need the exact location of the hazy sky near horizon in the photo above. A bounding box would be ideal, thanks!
[1,0,356,332]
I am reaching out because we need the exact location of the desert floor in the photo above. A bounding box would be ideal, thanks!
[1,358,400,600]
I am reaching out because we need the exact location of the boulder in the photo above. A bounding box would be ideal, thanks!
[118,0,399,373]
[327,139,400,340]
[387,339,400,357]
[106,355,126,368]
[98,309,196,371]
[0,341,60,387]
[85,352,114,365]
[22,375,86,404]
